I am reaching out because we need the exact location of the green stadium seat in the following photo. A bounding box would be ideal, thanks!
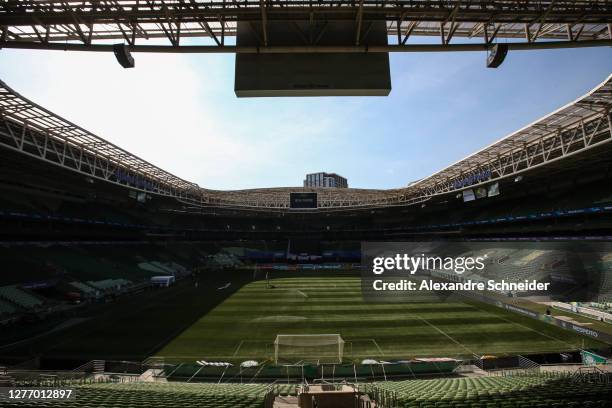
[370,375,612,408]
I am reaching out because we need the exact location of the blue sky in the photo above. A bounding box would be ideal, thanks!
[0,44,610,190]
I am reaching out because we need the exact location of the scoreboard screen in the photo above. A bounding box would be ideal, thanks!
[235,21,390,97]
[290,192,318,209]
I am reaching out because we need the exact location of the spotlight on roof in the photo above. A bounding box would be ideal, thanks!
[113,43,135,68]
[456,193,462,199]
[514,175,523,183]
[421,203,426,208]
[486,43,508,68]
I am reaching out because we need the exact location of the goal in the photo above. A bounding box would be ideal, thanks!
[274,334,344,364]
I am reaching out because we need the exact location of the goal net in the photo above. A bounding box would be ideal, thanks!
[274,334,344,364]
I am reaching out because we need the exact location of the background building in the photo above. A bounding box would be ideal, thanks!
[303,172,348,188]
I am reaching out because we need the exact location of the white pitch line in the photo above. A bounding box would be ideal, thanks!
[413,315,477,356]
[370,338,385,356]
[295,289,308,298]
[465,302,578,350]
[233,340,244,356]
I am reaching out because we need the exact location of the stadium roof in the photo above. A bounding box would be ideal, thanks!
[0,1,610,53]
[0,74,611,210]
[408,74,612,201]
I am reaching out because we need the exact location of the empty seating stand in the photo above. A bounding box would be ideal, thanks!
[0,298,18,316]
[0,376,610,407]
[86,279,132,292]
[371,375,612,408]
[68,281,96,295]
[0,285,42,309]
[0,382,269,408]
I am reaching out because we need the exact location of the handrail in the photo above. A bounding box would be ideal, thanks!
[71,360,95,373]
[186,365,204,383]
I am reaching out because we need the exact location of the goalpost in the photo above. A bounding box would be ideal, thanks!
[274,334,344,364]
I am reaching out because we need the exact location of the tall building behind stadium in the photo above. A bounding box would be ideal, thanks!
[303,172,348,188]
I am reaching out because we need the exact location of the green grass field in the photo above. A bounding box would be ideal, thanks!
[157,276,607,363]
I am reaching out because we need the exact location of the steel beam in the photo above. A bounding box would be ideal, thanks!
[1,39,610,53]
[0,1,610,50]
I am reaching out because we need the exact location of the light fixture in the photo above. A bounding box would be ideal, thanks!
[113,43,135,68]
[486,43,508,68]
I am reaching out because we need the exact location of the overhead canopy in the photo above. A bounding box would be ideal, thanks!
[0,1,609,51]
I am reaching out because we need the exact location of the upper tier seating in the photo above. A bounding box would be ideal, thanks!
[86,279,131,291]
[68,281,96,294]
[0,285,42,309]
[0,298,18,316]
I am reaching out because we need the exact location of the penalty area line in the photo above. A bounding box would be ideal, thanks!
[233,340,245,356]
[370,338,385,357]
[295,289,308,298]
[346,338,385,357]
[413,315,477,357]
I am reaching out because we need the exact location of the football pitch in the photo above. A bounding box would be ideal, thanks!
[156,276,607,363]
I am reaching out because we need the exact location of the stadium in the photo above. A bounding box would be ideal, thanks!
[1,1,612,407]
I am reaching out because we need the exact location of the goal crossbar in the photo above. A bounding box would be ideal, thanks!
[274,334,344,364]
